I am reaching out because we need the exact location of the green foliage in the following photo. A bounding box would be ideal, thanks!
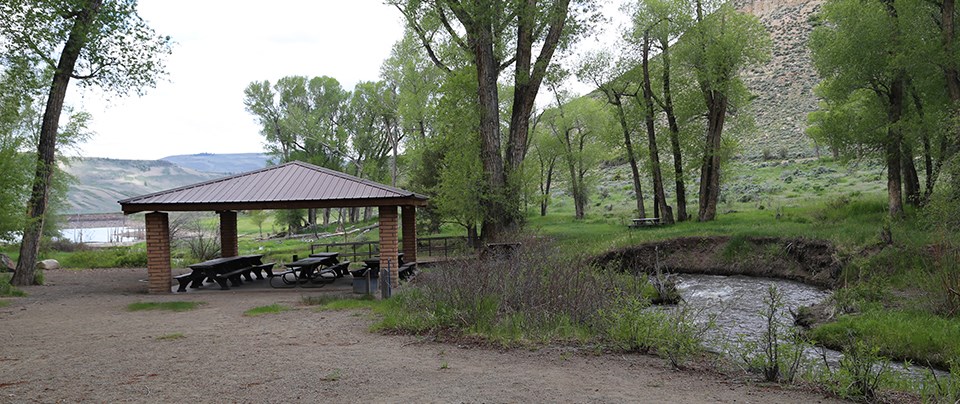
[243,304,291,317]
[127,301,203,312]
[53,246,147,269]
[815,338,891,402]
[0,273,26,297]
[812,310,960,371]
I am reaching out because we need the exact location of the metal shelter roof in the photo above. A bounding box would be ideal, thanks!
[119,161,428,213]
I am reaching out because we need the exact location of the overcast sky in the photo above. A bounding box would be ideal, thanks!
[73,0,624,161]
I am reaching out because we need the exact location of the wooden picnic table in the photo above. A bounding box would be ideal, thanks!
[269,255,348,288]
[630,217,662,228]
[179,254,264,291]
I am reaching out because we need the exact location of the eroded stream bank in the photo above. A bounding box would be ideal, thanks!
[594,236,843,288]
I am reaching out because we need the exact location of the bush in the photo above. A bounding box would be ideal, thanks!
[0,273,26,297]
[56,246,147,269]
[734,286,808,383]
[390,234,644,343]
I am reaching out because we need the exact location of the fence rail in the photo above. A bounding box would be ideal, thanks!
[310,236,470,261]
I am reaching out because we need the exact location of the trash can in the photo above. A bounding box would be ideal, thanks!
[352,268,378,294]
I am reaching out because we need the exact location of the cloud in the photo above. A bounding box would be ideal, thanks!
[75,0,404,160]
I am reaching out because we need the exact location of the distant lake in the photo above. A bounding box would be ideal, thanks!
[61,227,142,244]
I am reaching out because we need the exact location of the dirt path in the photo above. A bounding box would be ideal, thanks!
[0,269,843,403]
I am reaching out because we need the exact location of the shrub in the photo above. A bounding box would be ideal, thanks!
[734,286,809,383]
[391,234,645,342]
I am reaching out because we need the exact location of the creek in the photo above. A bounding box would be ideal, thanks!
[673,274,948,382]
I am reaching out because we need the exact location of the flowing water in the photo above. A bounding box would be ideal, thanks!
[673,273,948,382]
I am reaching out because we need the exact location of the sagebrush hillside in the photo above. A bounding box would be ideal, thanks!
[62,158,223,214]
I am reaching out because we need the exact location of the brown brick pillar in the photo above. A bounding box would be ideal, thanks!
[378,206,399,289]
[219,211,238,257]
[145,212,171,294]
[401,206,417,264]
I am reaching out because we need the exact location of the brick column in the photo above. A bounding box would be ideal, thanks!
[378,206,399,289]
[145,212,171,294]
[401,206,417,263]
[219,211,238,257]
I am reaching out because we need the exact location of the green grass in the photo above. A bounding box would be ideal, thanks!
[0,300,10,308]
[51,246,148,269]
[127,301,203,312]
[811,310,960,370]
[156,332,185,340]
[243,303,291,316]
[0,274,26,297]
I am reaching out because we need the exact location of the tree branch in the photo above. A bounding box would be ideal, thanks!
[434,2,468,51]
[393,3,452,73]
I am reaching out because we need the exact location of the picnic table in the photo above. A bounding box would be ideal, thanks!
[629,217,662,228]
[353,253,418,282]
[177,254,266,292]
[269,255,350,288]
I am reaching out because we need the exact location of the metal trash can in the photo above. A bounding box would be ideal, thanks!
[352,269,378,294]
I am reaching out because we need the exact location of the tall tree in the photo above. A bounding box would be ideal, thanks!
[542,87,611,219]
[391,0,597,239]
[577,51,647,218]
[635,0,693,221]
[1,0,171,285]
[810,0,927,217]
[632,10,674,224]
[678,2,769,221]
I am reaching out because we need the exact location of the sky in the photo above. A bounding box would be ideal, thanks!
[73,0,626,161]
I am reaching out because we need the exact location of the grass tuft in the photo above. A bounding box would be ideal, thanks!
[156,332,185,340]
[127,301,203,312]
[243,303,291,316]
[0,274,26,297]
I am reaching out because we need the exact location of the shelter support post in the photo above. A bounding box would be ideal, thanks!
[378,206,399,289]
[219,210,238,257]
[145,212,171,294]
[401,206,417,263]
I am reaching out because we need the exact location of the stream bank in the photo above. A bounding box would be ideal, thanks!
[593,236,843,288]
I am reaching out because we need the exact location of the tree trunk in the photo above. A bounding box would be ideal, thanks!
[641,31,673,224]
[539,157,555,216]
[661,40,687,222]
[470,23,509,240]
[885,76,906,217]
[698,92,727,222]
[322,208,330,226]
[902,144,921,207]
[615,98,646,218]
[13,0,102,286]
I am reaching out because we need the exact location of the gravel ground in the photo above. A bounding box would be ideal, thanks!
[0,268,844,403]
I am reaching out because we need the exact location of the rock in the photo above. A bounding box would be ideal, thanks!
[0,253,14,272]
[36,259,60,270]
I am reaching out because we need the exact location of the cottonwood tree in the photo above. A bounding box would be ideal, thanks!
[631,0,693,222]
[678,2,769,221]
[542,85,612,219]
[1,0,171,285]
[577,50,648,218]
[810,0,957,216]
[390,0,599,239]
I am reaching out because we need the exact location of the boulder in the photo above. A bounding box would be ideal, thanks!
[0,253,14,272]
[36,259,60,270]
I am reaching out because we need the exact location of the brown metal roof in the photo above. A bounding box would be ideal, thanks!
[119,161,428,213]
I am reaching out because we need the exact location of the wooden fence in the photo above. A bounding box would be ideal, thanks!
[310,236,470,261]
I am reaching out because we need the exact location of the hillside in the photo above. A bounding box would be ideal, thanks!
[735,0,824,159]
[61,158,223,214]
[160,153,269,174]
